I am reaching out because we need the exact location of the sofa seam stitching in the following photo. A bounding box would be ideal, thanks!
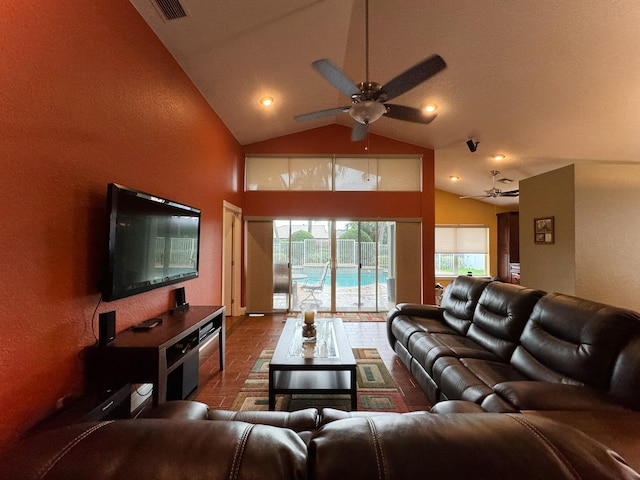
[36,421,113,479]
[507,414,581,479]
[366,417,387,480]
[229,423,253,480]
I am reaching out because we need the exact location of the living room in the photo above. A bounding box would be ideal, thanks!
[3,1,640,475]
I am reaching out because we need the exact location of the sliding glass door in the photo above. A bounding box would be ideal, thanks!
[272,220,394,312]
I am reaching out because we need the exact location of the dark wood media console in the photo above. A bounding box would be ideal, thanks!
[86,305,225,405]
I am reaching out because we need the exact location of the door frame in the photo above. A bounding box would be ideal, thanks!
[222,201,243,316]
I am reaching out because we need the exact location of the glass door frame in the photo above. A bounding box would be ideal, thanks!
[273,219,393,313]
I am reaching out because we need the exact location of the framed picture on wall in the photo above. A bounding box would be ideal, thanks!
[534,217,554,244]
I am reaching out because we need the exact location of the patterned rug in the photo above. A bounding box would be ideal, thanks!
[284,312,387,322]
[230,348,408,413]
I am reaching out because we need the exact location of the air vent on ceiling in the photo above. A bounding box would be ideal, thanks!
[154,0,187,20]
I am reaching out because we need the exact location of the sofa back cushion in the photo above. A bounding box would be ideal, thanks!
[512,293,640,391]
[307,413,638,479]
[467,282,544,360]
[610,334,640,410]
[0,419,308,480]
[440,276,491,334]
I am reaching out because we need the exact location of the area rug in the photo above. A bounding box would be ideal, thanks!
[284,312,387,322]
[230,348,408,413]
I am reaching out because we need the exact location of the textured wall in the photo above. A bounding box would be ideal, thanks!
[0,0,242,451]
[574,163,640,310]
[520,163,640,312]
[519,165,576,294]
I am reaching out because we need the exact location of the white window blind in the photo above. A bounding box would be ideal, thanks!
[435,226,489,276]
[435,226,488,253]
[245,155,421,192]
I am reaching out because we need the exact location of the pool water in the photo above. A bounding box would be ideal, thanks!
[299,267,388,287]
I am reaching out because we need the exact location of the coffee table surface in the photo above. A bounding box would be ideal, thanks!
[268,317,357,410]
[271,317,355,366]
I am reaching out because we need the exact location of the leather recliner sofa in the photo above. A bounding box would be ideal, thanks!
[1,402,638,479]
[387,275,640,412]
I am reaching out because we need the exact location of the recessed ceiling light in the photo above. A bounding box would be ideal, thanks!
[450,175,460,181]
[493,154,505,161]
[424,104,437,113]
[260,96,274,106]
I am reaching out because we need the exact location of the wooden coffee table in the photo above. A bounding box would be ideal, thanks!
[268,317,357,410]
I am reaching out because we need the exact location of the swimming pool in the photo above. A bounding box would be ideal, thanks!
[296,266,388,287]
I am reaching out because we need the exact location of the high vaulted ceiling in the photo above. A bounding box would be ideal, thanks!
[130,0,640,207]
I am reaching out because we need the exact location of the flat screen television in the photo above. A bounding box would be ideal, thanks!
[102,183,201,301]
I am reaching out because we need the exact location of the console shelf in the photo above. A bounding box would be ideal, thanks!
[86,305,225,405]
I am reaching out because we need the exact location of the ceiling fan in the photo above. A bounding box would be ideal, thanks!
[294,0,447,141]
[460,170,520,199]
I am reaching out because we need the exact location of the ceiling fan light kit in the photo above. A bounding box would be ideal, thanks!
[349,99,387,124]
[294,0,446,141]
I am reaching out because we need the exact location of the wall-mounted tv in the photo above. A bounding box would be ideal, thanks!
[102,183,201,301]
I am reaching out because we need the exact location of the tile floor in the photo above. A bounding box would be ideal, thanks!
[194,314,431,412]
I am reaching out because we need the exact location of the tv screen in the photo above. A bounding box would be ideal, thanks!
[102,183,201,301]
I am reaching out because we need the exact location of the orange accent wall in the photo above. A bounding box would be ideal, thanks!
[0,0,243,452]
[244,124,436,301]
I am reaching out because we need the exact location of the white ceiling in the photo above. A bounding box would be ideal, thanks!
[130,0,640,207]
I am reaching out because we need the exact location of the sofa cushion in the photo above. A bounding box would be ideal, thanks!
[440,276,492,334]
[308,413,638,479]
[408,331,498,375]
[0,419,308,480]
[319,408,426,426]
[514,293,640,389]
[466,282,544,360]
[433,356,529,404]
[494,381,625,411]
[207,408,320,432]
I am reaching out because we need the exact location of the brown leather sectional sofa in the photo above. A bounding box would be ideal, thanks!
[4,276,640,478]
[387,275,640,413]
[1,402,638,479]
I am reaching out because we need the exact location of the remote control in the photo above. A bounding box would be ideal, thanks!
[132,318,163,330]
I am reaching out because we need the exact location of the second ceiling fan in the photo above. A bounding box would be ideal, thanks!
[460,170,520,199]
[294,0,447,141]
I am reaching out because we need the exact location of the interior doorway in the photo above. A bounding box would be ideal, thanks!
[222,201,242,316]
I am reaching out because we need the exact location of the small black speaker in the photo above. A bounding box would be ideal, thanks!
[99,311,116,346]
[175,287,187,307]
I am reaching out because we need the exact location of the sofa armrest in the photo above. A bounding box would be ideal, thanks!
[141,400,209,420]
[494,381,624,411]
[319,408,428,426]
[393,303,446,319]
[387,303,445,348]
[430,400,486,414]
[207,408,320,432]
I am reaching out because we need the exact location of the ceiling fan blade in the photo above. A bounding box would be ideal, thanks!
[500,189,520,197]
[384,104,437,124]
[351,122,368,141]
[294,106,350,122]
[312,59,361,98]
[381,55,447,101]
[460,194,490,199]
